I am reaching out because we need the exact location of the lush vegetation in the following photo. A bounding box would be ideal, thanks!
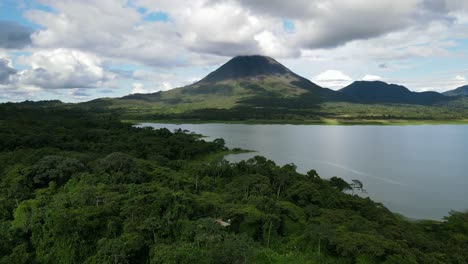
[1,103,467,263]
[82,87,468,124]
[94,100,468,125]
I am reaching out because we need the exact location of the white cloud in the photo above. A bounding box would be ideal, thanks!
[160,82,172,91]
[16,49,115,89]
[313,70,353,89]
[184,76,202,85]
[0,55,37,100]
[24,0,435,64]
[131,83,146,94]
[0,49,115,99]
[294,1,420,48]
[176,1,263,56]
[131,81,173,94]
[362,74,382,81]
[254,30,299,58]
[25,0,184,67]
[454,75,465,81]
[14,0,468,68]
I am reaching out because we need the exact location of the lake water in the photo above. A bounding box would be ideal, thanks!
[138,123,468,220]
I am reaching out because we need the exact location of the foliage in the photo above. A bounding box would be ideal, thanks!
[0,104,467,263]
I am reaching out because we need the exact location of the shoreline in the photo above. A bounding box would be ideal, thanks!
[193,148,445,222]
[124,118,468,126]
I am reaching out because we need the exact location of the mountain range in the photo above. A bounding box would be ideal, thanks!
[87,55,468,121]
[120,55,463,105]
[443,85,468,97]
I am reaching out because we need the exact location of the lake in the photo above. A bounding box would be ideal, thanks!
[138,123,468,220]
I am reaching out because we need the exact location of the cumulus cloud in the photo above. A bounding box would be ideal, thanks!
[1,49,115,97]
[159,82,173,91]
[184,77,202,85]
[300,17,459,71]
[362,74,382,81]
[0,56,34,101]
[0,21,32,49]
[295,1,420,48]
[176,1,263,56]
[313,70,353,89]
[0,72,42,101]
[25,0,184,67]
[131,83,146,94]
[254,30,299,58]
[16,49,115,89]
[18,0,468,65]
[0,58,17,84]
[131,82,172,94]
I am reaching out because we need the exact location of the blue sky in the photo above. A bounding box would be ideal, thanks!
[1,0,468,102]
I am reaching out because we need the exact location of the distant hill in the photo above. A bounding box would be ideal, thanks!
[339,81,447,105]
[443,85,468,96]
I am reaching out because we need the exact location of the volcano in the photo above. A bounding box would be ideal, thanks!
[120,55,336,109]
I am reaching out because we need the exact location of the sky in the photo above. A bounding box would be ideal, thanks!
[1,0,468,102]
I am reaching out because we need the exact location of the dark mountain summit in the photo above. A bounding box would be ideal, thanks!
[340,81,411,102]
[195,55,325,93]
[340,81,446,105]
[200,55,294,83]
[443,85,468,96]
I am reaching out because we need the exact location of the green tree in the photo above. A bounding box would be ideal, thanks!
[329,176,351,192]
[29,155,84,188]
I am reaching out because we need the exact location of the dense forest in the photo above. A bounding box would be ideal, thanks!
[0,103,467,263]
[84,97,468,124]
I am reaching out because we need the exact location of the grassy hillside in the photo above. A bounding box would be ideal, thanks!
[118,75,319,110]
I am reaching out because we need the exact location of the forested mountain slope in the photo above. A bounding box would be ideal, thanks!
[444,85,468,96]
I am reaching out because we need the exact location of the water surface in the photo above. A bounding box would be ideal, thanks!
[138,123,468,220]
